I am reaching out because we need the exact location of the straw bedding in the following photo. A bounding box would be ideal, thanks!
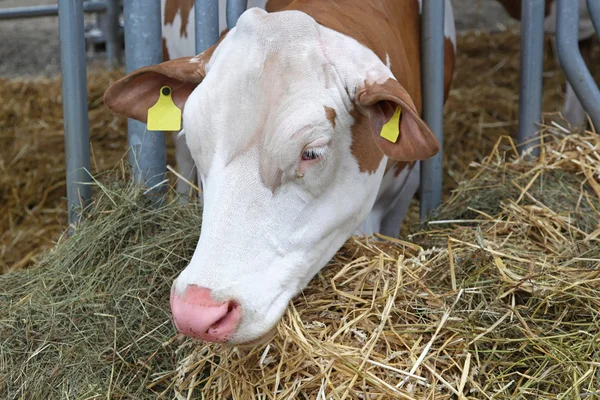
[1,28,600,399]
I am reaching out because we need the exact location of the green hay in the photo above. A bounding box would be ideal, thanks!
[0,178,201,399]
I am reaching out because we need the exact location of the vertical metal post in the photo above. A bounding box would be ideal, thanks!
[226,0,247,29]
[124,0,166,192]
[195,0,219,54]
[517,0,545,156]
[419,0,445,221]
[105,0,120,69]
[58,0,92,231]
[557,0,600,131]
[587,0,600,40]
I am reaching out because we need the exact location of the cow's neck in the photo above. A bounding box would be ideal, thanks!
[282,0,422,113]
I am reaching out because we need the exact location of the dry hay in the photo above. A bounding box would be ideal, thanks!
[1,128,599,399]
[3,28,600,272]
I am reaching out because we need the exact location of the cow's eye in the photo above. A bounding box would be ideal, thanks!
[302,147,327,161]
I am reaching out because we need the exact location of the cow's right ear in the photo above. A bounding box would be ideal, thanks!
[103,56,208,123]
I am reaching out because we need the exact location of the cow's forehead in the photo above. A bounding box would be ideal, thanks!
[210,9,330,90]
[183,9,342,174]
[234,8,320,45]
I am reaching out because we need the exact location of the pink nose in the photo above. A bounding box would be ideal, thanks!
[170,285,241,343]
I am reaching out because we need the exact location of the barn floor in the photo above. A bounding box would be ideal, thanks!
[0,4,599,272]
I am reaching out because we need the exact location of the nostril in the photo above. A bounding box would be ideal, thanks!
[170,285,241,342]
[208,301,239,334]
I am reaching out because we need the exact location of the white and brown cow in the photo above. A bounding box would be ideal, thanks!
[104,0,456,346]
[498,0,596,127]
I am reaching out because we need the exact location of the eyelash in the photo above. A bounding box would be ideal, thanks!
[302,147,327,161]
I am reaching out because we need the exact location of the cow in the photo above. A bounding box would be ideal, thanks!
[104,0,456,346]
[497,0,596,128]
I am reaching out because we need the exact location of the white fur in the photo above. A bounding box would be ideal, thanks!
[169,6,456,345]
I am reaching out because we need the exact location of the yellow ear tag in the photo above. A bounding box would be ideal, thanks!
[380,106,402,143]
[147,86,182,131]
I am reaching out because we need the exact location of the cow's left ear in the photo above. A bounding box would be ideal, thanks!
[356,79,439,162]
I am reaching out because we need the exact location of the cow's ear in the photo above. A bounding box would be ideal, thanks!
[104,57,205,123]
[103,38,221,123]
[356,79,439,162]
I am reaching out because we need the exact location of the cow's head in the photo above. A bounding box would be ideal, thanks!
[104,8,437,345]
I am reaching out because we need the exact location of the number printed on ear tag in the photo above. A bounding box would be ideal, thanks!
[380,106,402,143]
[147,86,182,131]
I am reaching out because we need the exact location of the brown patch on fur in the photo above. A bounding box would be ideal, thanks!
[324,106,336,128]
[164,0,194,38]
[162,38,171,62]
[393,161,415,177]
[350,106,383,174]
[444,38,455,101]
[265,0,294,12]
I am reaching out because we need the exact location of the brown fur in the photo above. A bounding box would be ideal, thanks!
[164,0,195,38]
[324,106,337,128]
[444,38,455,101]
[349,107,383,173]
[162,38,171,62]
[104,33,228,123]
[265,0,294,12]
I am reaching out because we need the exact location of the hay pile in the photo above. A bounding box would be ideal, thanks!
[0,173,199,399]
[2,128,599,399]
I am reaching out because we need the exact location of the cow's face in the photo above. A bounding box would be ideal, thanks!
[104,8,437,345]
